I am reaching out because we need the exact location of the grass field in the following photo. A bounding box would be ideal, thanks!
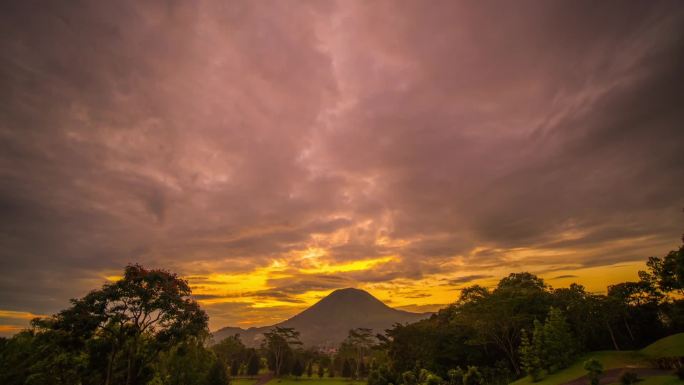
[510,333,684,385]
[264,377,366,385]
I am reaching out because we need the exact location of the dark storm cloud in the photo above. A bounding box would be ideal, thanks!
[552,275,579,280]
[445,275,494,286]
[1,0,683,329]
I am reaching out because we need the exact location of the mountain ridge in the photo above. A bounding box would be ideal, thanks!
[212,288,430,347]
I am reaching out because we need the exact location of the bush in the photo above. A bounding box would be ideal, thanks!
[463,366,483,385]
[583,359,603,385]
[425,374,443,385]
[206,360,229,385]
[447,368,464,385]
[619,371,640,385]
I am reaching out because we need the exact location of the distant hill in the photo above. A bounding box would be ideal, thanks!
[212,288,430,347]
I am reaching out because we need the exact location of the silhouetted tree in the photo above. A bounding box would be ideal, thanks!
[328,361,335,377]
[262,327,302,376]
[32,264,208,385]
[207,360,230,385]
[247,352,260,377]
[292,359,304,378]
[230,359,240,376]
[342,359,353,378]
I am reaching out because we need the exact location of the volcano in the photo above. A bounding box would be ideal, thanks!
[212,288,429,347]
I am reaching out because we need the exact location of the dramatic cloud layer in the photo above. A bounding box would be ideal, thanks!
[1,1,683,333]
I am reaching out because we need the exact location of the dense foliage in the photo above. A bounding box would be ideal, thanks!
[366,236,684,385]
[0,265,219,385]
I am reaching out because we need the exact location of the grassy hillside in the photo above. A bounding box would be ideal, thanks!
[510,351,647,385]
[641,333,684,358]
[510,333,684,385]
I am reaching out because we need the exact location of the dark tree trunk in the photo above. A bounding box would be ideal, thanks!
[623,317,636,342]
[606,321,620,351]
[105,347,117,385]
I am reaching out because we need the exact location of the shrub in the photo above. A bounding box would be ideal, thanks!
[463,366,483,385]
[583,359,603,385]
[619,371,640,385]
[447,367,464,385]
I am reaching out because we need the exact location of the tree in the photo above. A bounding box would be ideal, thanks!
[307,361,313,378]
[542,307,575,371]
[552,284,611,351]
[583,359,603,385]
[519,307,575,381]
[454,273,551,375]
[33,264,208,385]
[207,360,230,385]
[262,327,302,376]
[213,335,247,370]
[637,235,684,332]
[639,240,684,297]
[156,336,215,385]
[328,361,336,377]
[342,359,353,378]
[518,328,542,382]
[292,359,304,378]
[368,364,398,385]
[317,362,325,378]
[247,353,260,377]
[342,328,375,379]
[230,359,240,376]
[359,360,367,378]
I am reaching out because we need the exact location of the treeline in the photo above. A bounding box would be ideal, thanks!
[259,326,382,380]
[366,237,684,385]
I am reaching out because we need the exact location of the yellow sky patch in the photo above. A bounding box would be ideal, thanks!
[0,310,46,320]
[89,240,659,332]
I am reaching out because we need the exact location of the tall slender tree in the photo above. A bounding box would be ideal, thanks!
[262,327,302,377]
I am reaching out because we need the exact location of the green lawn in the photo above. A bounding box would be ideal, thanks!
[641,333,684,358]
[264,377,366,385]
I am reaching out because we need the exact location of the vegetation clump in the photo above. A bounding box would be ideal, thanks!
[583,359,604,385]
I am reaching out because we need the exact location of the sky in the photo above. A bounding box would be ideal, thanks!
[1,1,684,336]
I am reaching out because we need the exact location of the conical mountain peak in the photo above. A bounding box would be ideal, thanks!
[213,287,430,347]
